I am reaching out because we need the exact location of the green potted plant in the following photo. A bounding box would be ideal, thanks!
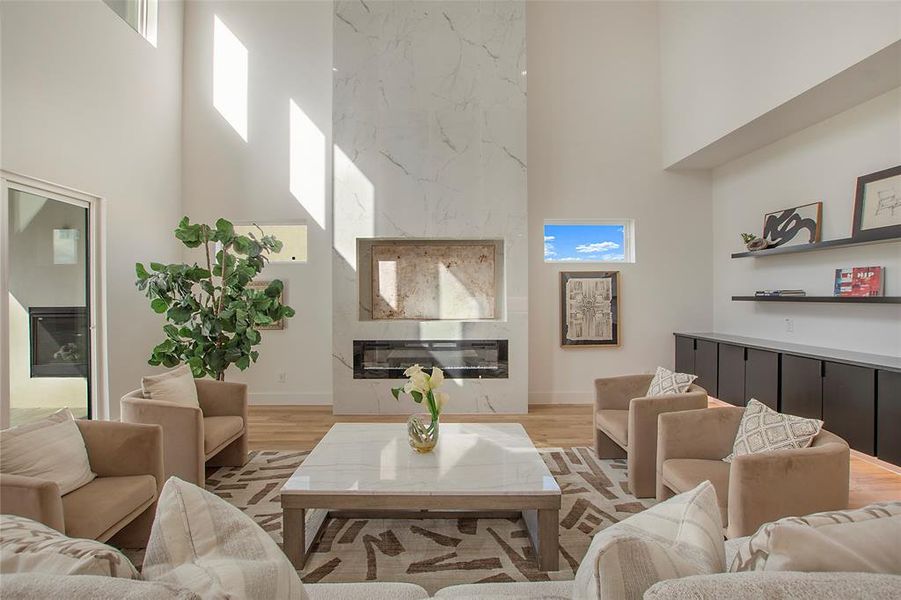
[135,217,295,380]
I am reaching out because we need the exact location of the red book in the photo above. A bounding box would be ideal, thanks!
[833,267,884,297]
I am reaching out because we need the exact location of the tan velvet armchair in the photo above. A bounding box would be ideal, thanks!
[594,374,708,498]
[0,420,163,547]
[657,406,850,538]
[121,379,248,487]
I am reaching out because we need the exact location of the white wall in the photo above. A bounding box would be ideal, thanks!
[181,1,333,405]
[660,1,901,167]
[713,89,901,356]
[527,1,713,404]
[1,0,184,418]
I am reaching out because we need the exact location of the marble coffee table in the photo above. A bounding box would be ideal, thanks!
[280,422,561,571]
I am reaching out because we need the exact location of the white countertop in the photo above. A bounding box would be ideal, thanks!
[281,423,560,496]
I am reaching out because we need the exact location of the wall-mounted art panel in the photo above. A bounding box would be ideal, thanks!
[371,242,497,320]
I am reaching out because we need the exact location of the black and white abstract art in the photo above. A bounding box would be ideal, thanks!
[560,271,619,347]
[762,202,822,248]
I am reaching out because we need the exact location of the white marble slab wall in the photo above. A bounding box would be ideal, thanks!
[332,0,527,414]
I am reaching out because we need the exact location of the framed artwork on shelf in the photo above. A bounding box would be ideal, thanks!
[762,201,822,248]
[560,271,619,347]
[247,280,287,330]
[852,165,901,240]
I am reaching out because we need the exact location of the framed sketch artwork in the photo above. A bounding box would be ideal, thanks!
[247,280,286,330]
[852,165,901,240]
[560,271,619,347]
[762,202,822,248]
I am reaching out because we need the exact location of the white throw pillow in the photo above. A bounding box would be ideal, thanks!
[142,477,309,600]
[572,480,725,600]
[730,501,901,573]
[141,364,199,408]
[0,408,95,495]
[724,399,822,463]
[647,366,697,396]
[0,514,139,578]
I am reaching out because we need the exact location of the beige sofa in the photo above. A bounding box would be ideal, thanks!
[0,420,163,547]
[594,373,708,497]
[656,406,850,538]
[121,379,248,486]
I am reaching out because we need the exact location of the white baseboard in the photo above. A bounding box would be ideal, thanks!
[528,392,594,405]
[248,392,332,406]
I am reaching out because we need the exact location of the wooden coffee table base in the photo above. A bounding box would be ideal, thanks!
[281,500,560,572]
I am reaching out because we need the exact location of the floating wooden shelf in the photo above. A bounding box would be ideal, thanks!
[732,296,901,304]
[731,234,901,258]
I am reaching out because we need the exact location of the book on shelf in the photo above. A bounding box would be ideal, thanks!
[754,290,807,297]
[834,267,884,297]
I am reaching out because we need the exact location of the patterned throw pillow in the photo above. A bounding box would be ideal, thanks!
[647,366,697,396]
[573,480,725,600]
[142,477,309,600]
[724,399,823,462]
[0,514,139,578]
[730,502,901,572]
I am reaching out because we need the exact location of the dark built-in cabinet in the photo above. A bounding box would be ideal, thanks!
[674,333,900,463]
[877,371,901,466]
[781,355,823,419]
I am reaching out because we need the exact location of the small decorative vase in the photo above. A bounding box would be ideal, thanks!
[407,413,439,453]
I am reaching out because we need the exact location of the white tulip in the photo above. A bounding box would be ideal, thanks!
[404,364,424,378]
[429,367,445,389]
[410,371,430,394]
[436,391,449,413]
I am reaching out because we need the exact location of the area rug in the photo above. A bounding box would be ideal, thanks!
[205,448,655,593]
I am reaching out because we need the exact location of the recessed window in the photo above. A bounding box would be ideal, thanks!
[103,0,158,46]
[543,220,635,263]
[233,224,308,263]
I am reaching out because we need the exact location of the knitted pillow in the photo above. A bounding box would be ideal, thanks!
[724,399,822,463]
[647,366,697,396]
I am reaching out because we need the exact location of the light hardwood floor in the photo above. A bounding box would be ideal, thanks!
[247,404,901,509]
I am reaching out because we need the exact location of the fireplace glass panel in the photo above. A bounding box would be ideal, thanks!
[354,340,508,379]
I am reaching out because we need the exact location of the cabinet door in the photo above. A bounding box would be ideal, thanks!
[781,355,822,419]
[746,349,779,411]
[694,340,718,397]
[823,362,876,455]
[877,370,901,465]
[717,344,745,406]
[675,336,695,375]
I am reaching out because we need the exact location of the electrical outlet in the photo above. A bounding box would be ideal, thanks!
[278,372,287,384]
[785,318,794,333]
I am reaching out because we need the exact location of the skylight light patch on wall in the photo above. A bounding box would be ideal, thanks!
[213,15,248,141]
[543,221,635,263]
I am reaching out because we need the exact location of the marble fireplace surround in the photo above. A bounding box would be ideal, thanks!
[359,238,505,322]
[331,0,527,414]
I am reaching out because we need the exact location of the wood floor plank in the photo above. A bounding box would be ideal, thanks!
[247,404,901,509]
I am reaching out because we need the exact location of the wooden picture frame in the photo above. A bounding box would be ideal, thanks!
[762,201,822,248]
[560,271,619,347]
[247,280,286,330]
[852,165,901,240]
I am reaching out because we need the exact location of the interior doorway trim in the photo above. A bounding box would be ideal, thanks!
[0,170,108,427]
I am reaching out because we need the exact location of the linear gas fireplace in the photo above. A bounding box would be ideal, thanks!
[353,339,508,379]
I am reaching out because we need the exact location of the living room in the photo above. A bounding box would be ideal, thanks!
[0,0,899,598]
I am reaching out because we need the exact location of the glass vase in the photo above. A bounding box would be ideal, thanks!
[407,413,439,453]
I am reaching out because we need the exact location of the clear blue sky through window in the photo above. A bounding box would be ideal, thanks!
[543,222,632,262]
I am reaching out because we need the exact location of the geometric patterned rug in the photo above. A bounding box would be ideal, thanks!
[205,448,655,594]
